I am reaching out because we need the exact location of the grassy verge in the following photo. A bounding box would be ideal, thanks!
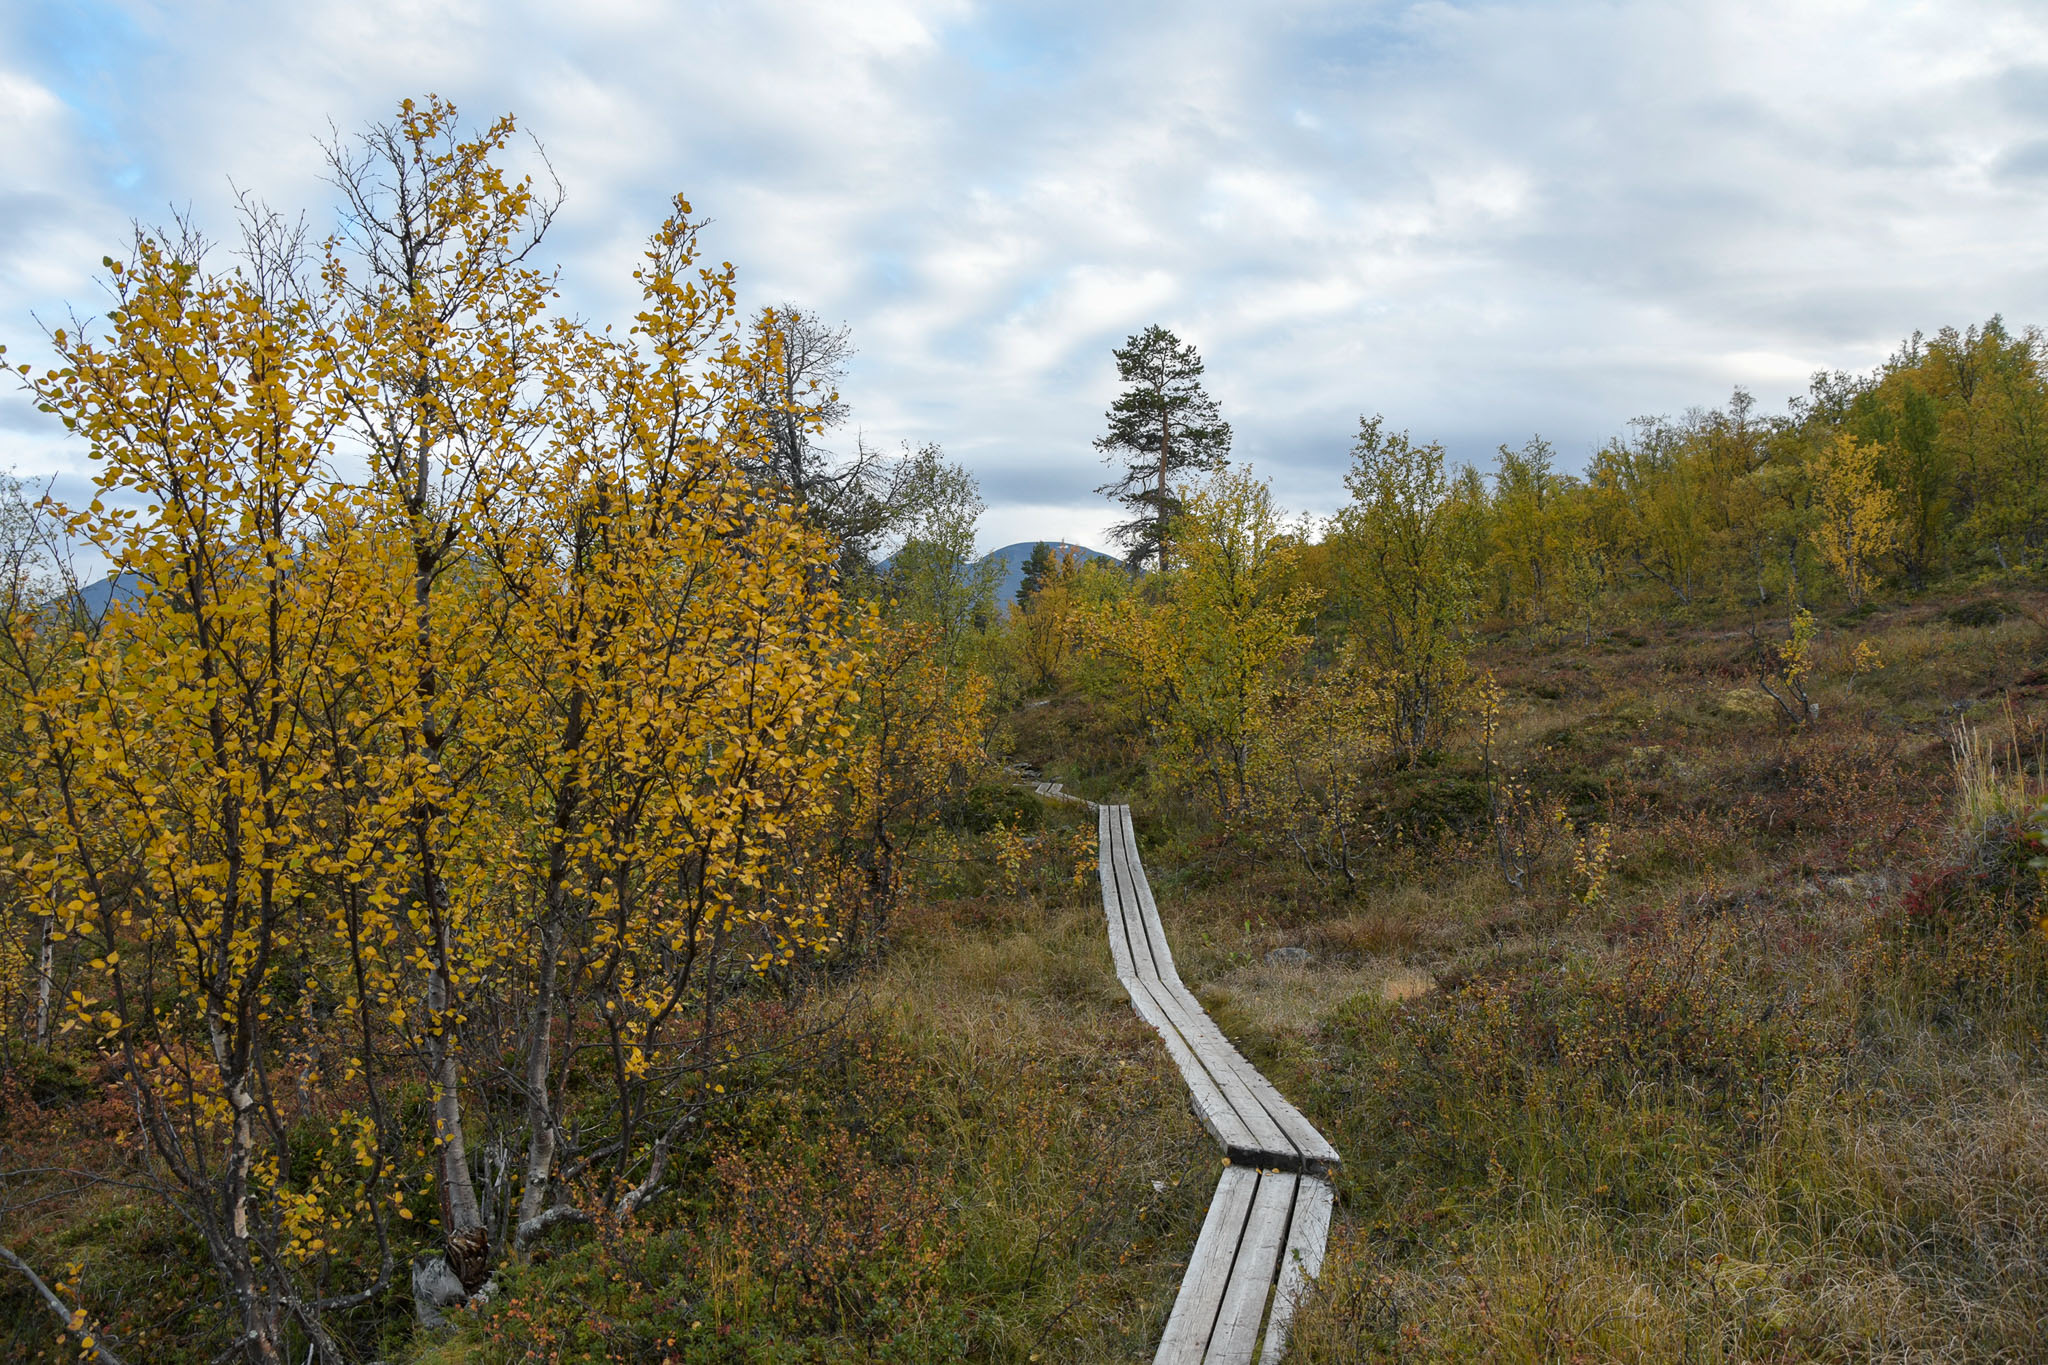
[402,795,1217,1364]
[1007,587,2048,1362]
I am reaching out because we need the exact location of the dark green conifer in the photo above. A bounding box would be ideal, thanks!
[1094,325,1231,571]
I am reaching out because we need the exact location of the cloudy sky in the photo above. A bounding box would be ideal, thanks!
[5,0,2048,553]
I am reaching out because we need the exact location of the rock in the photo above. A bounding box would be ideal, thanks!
[1265,946,1312,968]
[411,1254,468,1328]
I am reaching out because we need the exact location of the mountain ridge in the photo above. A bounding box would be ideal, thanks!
[977,540,1118,607]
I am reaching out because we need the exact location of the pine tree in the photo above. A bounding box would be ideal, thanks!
[1094,325,1232,571]
[1016,541,1056,608]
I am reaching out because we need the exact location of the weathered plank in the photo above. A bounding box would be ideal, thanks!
[1155,978,1340,1168]
[1207,1170,1298,1362]
[1154,1165,1259,1363]
[1100,807,1301,1159]
[1258,1175,1335,1365]
[1078,799,1340,1363]
[1104,814,1296,1158]
[1111,972,1258,1153]
[1125,811,1338,1168]
[1094,806,1140,976]
[1029,777,1096,809]
[1097,809,1268,1155]
[1107,807,1337,1170]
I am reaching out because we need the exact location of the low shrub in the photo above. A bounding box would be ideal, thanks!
[1324,903,1838,1228]
[1943,599,2009,629]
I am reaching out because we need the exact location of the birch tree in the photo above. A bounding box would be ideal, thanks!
[1330,416,1474,759]
[1809,432,1899,605]
[2,98,885,1357]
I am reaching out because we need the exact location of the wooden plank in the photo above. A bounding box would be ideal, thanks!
[1117,970,1258,1153]
[1097,810,1265,1155]
[1080,798,1343,1362]
[1102,809,1295,1160]
[1144,979,1334,1165]
[1111,806,1341,1170]
[1165,990,1339,1169]
[1096,808,1139,976]
[1111,802,1191,981]
[1208,1171,1298,1363]
[1135,990,1297,1163]
[1231,1063,1341,1170]
[1111,831,1306,1166]
[1257,1175,1335,1365]
[1077,796,1342,1363]
[1108,809,1315,1166]
[1104,837,1266,1155]
[1155,1165,1258,1363]
[1033,779,1094,809]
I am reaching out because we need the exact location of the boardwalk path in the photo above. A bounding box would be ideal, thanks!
[1032,782,1338,1364]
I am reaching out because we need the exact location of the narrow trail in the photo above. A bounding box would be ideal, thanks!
[1032,782,1338,1364]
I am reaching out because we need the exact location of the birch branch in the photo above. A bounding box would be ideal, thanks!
[0,1243,130,1365]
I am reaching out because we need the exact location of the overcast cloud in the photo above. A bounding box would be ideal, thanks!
[5,0,2048,552]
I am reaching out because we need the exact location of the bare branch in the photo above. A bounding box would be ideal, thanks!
[0,1243,131,1365]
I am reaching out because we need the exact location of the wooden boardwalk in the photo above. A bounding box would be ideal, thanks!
[1036,782,1338,1363]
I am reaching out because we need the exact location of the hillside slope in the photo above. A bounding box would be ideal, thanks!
[979,541,1118,608]
[1003,584,2048,1362]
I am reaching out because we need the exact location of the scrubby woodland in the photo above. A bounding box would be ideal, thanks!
[3,100,2047,1364]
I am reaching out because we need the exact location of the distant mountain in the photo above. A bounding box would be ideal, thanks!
[75,572,145,620]
[978,541,1119,609]
[76,551,1126,622]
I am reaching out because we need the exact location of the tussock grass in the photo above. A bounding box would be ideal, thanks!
[1949,710,2044,835]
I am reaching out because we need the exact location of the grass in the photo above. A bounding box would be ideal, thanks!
[8,581,2046,1362]
[999,581,2048,1362]
[402,797,1221,1364]
[1,794,1219,1364]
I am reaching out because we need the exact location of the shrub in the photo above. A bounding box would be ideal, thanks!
[949,780,1043,835]
[1943,599,2008,629]
[1341,906,1837,1216]
[1870,815,2048,1020]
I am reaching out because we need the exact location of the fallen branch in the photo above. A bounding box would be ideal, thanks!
[615,1116,691,1220]
[513,1203,594,1250]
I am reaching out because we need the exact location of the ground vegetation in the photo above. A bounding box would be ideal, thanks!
[7,99,2048,1365]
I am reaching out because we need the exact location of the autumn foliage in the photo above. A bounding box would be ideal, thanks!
[0,99,985,1363]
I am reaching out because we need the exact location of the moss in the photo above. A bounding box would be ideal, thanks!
[1377,772,1489,838]
[9,1046,91,1107]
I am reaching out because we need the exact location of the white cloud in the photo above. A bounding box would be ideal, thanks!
[4,0,2048,551]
